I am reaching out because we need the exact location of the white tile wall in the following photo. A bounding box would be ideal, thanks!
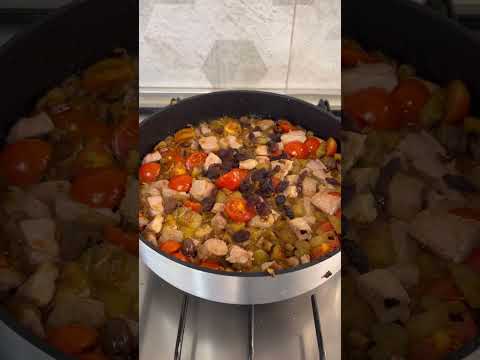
[140,0,340,97]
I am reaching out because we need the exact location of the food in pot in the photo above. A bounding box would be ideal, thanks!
[0,50,138,360]
[140,117,341,272]
[342,39,480,360]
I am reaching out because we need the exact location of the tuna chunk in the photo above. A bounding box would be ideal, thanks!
[190,179,216,201]
[311,191,341,215]
[281,130,306,144]
[302,177,318,197]
[226,245,253,265]
[159,226,183,242]
[148,215,164,234]
[409,209,480,263]
[47,294,106,329]
[7,112,54,143]
[200,238,228,258]
[226,135,243,149]
[204,152,222,171]
[147,195,164,216]
[211,213,227,231]
[342,131,366,173]
[356,269,410,323]
[387,173,424,221]
[239,159,257,170]
[289,218,312,241]
[199,136,219,152]
[342,63,398,96]
[255,145,269,156]
[3,187,51,219]
[142,151,161,164]
[256,119,274,130]
[20,218,59,265]
[17,262,59,307]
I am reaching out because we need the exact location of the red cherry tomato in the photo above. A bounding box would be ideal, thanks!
[159,240,182,254]
[224,197,256,223]
[466,248,480,273]
[390,78,430,124]
[445,80,471,124]
[71,167,127,208]
[200,260,223,270]
[104,225,138,256]
[173,252,189,262]
[278,120,295,133]
[326,138,337,156]
[169,174,193,192]
[50,106,111,141]
[216,168,249,191]
[184,200,202,213]
[344,87,401,129]
[112,112,138,161]
[304,137,321,155]
[139,162,161,183]
[0,139,52,186]
[284,141,309,159]
[185,152,208,171]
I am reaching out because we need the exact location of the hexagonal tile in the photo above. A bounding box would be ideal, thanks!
[202,40,267,88]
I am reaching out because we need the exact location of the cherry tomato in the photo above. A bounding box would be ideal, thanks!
[173,252,188,262]
[139,162,161,183]
[445,80,471,124]
[104,225,138,256]
[71,167,127,208]
[160,147,183,166]
[278,120,295,133]
[184,200,202,213]
[186,152,208,171]
[200,260,223,270]
[0,139,52,186]
[311,243,331,260]
[390,78,430,124]
[344,87,401,129]
[224,197,256,223]
[284,141,309,159]
[325,138,337,156]
[304,137,321,155]
[74,141,114,176]
[169,174,192,192]
[466,247,480,273]
[50,106,111,141]
[159,240,182,254]
[216,168,249,191]
[112,112,138,161]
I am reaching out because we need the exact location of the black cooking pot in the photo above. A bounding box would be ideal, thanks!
[343,0,480,358]
[0,0,137,359]
[140,90,342,304]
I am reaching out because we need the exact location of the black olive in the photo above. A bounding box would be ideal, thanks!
[443,174,477,193]
[383,298,400,309]
[217,149,234,160]
[268,141,279,154]
[251,169,269,181]
[182,239,197,257]
[269,132,281,142]
[284,206,294,219]
[234,151,249,162]
[322,156,337,170]
[222,159,235,172]
[246,194,261,208]
[255,201,271,216]
[205,164,223,179]
[239,179,253,194]
[275,195,286,206]
[233,230,250,242]
[258,178,274,196]
[101,318,134,357]
[201,194,216,212]
[326,177,339,186]
[276,180,289,192]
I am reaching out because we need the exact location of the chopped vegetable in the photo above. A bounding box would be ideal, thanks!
[47,324,99,355]
[168,174,193,192]
[159,240,183,255]
[216,168,249,191]
[138,162,161,183]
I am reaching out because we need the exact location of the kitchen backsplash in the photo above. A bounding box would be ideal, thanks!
[139,0,340,95]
